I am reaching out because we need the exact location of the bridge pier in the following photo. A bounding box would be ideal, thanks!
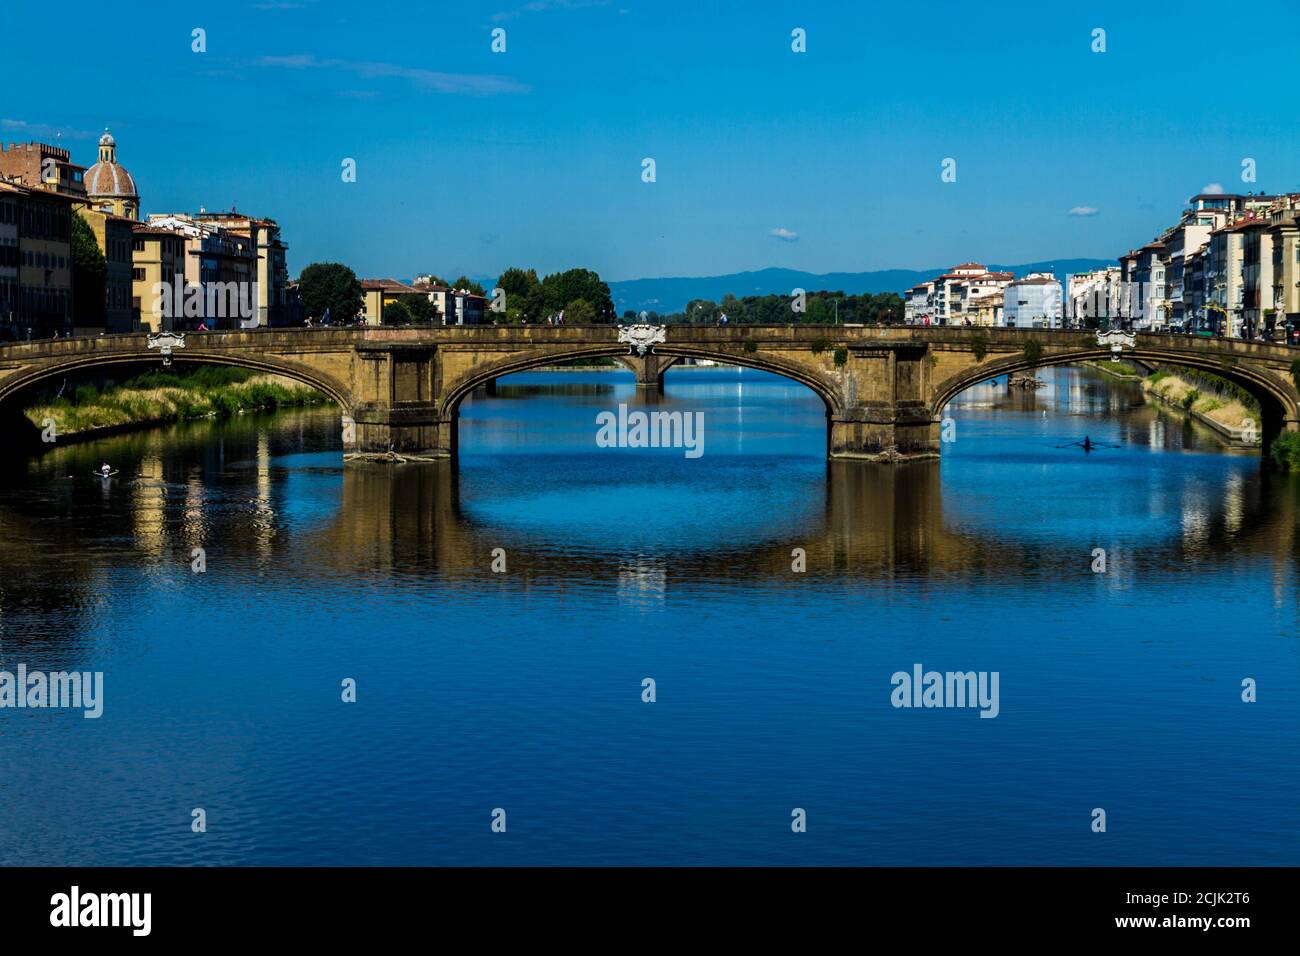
[347,403,452,459]
[829,403,940,462]
[620,353,678,391]
[345,343,452,459]
[826,343,941,461]
[0,404,44,464]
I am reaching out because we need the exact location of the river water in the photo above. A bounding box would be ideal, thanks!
[1,365,1296,865]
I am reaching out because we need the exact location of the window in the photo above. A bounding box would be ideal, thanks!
[132,268,144,281]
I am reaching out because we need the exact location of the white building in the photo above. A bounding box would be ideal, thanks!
[957,271,1014,326]
[1003,274,1063,328]
[931,262,987,325]
[904,281,934,324]
[1067,267,1121,324]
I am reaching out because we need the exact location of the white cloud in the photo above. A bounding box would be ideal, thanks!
[1068,206,1099,217]
[1201,182,1225,195]
[770,227,799,242]
[257,55,529,95]
[1,119,96,140]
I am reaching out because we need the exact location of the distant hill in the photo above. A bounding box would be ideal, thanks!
[602,261,1115,315]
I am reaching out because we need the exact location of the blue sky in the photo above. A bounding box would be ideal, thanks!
[7,0,1299,282]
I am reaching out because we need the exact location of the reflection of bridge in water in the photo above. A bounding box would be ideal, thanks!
[303,458,1299,590]
[3,417,1298,668]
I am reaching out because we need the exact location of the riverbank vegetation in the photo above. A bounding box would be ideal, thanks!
[1142,369,1260,438]
[1269,431,1300,470]
[26,366,328,439]
[1083,360,1141,377]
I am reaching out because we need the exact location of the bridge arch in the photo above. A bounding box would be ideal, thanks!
[440,344,844,420]
[931,345,1300,449]
[0,344,355,418]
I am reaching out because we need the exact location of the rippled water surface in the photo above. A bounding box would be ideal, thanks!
[1,365,1297,865]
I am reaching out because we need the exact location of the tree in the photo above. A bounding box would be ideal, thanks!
[496,267,541,324]
[397,293,435,325]
[383,298,414,326]
[71,214,106,325]
[298,262,363,323]
[542,269,614,322]
[563,298,597,325]
[497,267,539,299]
[452,275,487,296]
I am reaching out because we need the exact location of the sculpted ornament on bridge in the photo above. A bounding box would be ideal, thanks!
[617,323,667,356]
[145,332,187,367]
[1095,328,1137,362]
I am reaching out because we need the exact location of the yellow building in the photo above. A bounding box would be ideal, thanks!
[76,206,137,333]
[360,278,424,325]
[0,142,87,338]
[130,225,186,332]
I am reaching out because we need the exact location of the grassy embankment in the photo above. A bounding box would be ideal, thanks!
[25,366,328,439]
[1083,360,1143,378]
[1141,369,1260,442]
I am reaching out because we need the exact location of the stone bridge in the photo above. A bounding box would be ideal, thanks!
[2,325,1298,461]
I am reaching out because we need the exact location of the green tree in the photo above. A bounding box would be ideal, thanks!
[396,293,434,324]
[563,298,598,325]
[452,275,487,297]
[497,267,539,299]
[298,262,363,323]
[71,214,106,324]
[495,267,541,324]
[383,298,414,326]
[542,269,614,322]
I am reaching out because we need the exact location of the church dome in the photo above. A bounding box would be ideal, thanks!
[86,128,138,200]
[85,161,137,198]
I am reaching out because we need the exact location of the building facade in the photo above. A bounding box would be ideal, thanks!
[361,278,426,325]
[1002,274,1063,328]
[131,225,187,332]
[0,185,18,338]
[76,206,136,333]
[146,215,258,330]
[1270,203,1300,332]
[189,212,289,326]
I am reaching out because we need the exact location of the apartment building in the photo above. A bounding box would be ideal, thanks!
[956,271,1014,326]
[131,225,188,333]
[0,143,87,339]
[146,214,258,330]
[1067,267,1121,323]
[1003,274,1063,329]
[1269,202,1300,328]
[189,212,290,326]
[76,205,136,333]
[0,184,18,336]
[904,281,934,324]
